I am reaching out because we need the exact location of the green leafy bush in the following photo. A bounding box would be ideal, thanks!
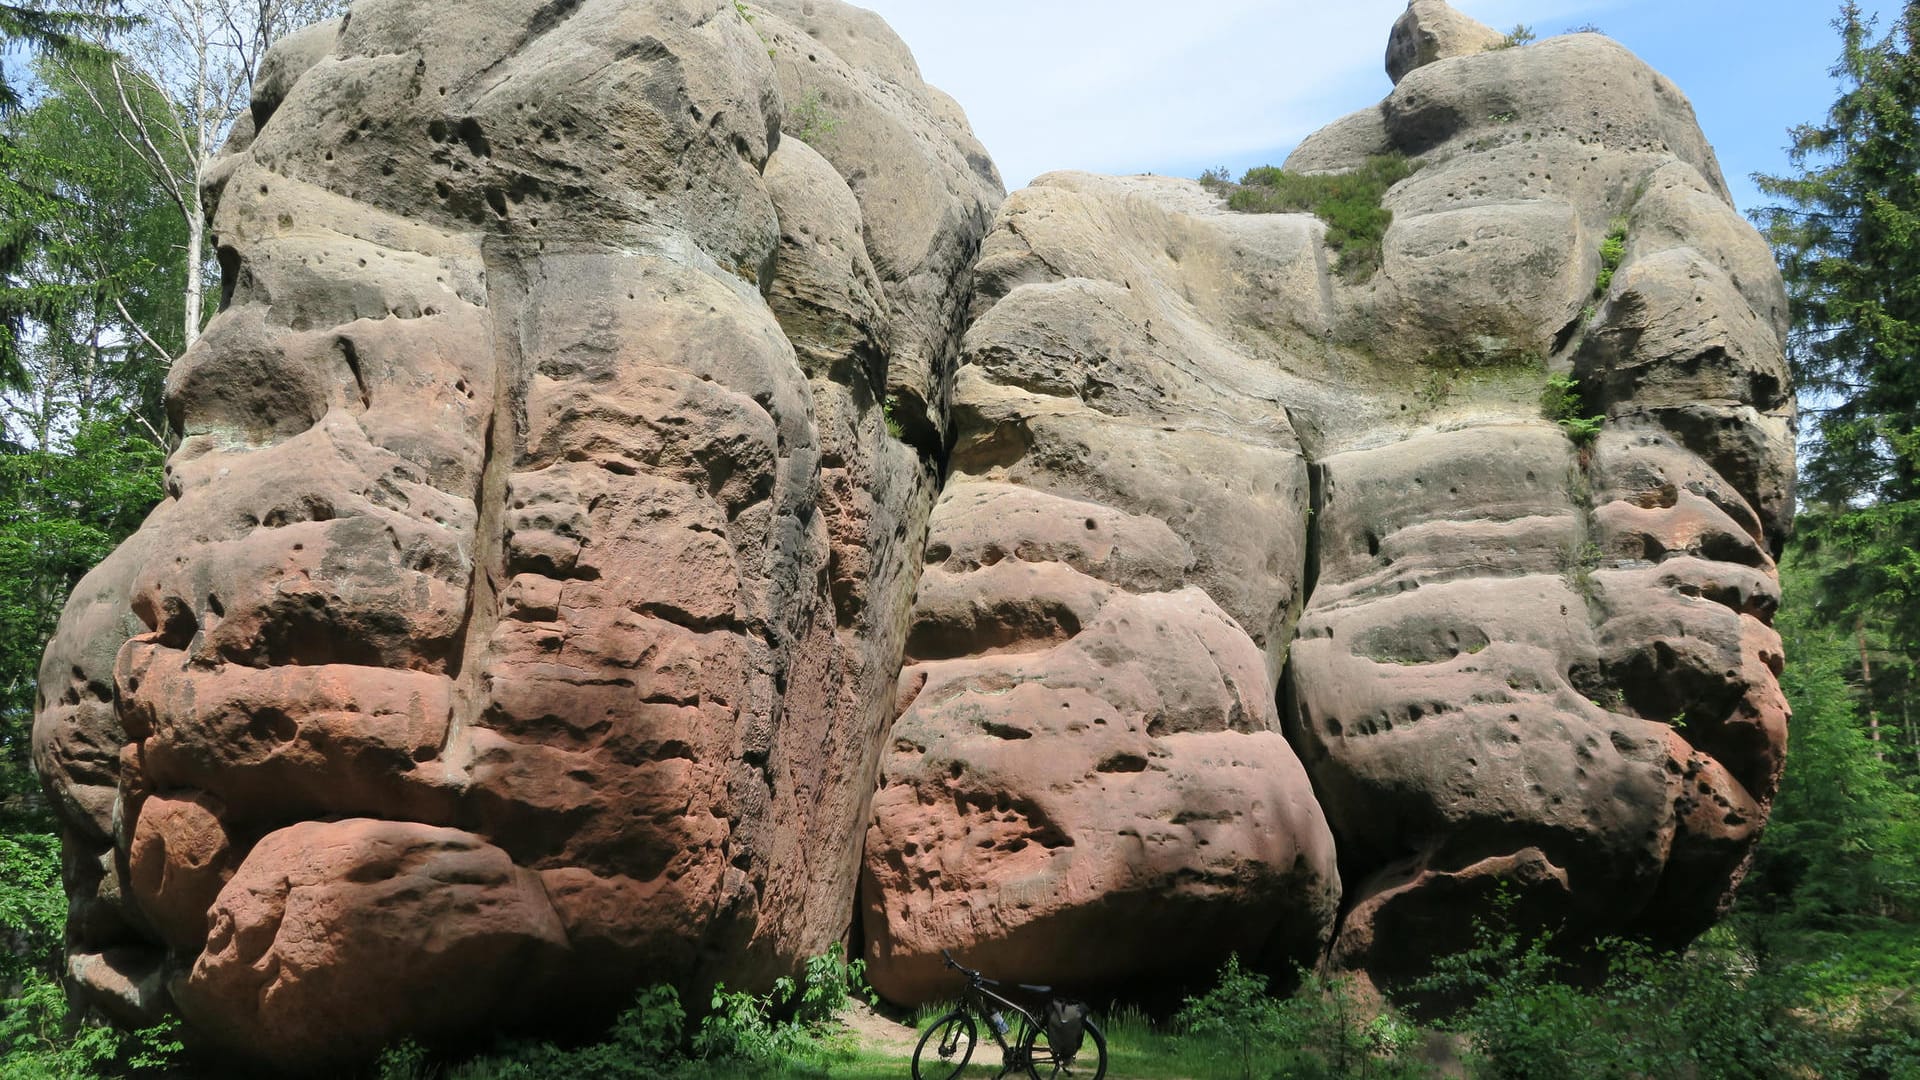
[0,832,183,1078]
[1175,955,1430,1080]
[1420,908,1920,1080]
[1592,218,1628,297]
[1540,373,1604,444]
[1224,155,1420,281]
[695,943,870,1064]
[787,89,840,144]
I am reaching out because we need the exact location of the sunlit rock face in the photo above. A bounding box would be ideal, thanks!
[860,1,1793,1000]
[33,0,998,1066]
[35,0,1792,1064]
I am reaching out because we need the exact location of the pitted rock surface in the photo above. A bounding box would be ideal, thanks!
[864,22,1792,1000]
[34,0,1794,1058]
[1386,0,1505,85]
[33,0,997,1066]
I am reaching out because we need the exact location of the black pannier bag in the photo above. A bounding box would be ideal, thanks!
[1045,998,1090,1059]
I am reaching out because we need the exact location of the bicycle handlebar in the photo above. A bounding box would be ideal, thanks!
[939,949,995,986]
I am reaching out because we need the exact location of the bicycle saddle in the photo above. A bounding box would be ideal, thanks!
[1019,983,1051,994]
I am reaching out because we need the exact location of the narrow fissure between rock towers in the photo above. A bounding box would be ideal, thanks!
[447,246,528,740]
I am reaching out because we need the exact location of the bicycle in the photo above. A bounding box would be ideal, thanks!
[910,949,1107,1080]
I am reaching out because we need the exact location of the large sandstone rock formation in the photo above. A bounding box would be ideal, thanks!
[35,0,997,1066]
[34,0,1793,1064]
[861,1,1792,999]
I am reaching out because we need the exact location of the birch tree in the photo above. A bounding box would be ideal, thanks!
[66,0,344,358]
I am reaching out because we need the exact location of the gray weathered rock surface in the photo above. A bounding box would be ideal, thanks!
[866,12,1793,1000]
[1386,0,1505,85]
[33,0,1793,1058]
[35,0,997,1066]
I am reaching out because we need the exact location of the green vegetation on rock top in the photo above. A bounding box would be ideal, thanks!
[1214,154,1420,282]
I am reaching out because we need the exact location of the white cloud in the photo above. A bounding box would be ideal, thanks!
[854,0,1620,189]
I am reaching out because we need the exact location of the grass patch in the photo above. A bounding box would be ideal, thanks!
[1221,154,1421,282]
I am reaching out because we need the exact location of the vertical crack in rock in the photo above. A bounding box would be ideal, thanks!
[863,170,1341,1004]
[446,245,522,723]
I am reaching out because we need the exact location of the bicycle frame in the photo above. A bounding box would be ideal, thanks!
[963,978,1043,1058]
[918,950,1103,1080]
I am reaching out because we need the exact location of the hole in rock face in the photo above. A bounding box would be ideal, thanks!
[454,116,492,158]
[216,247,242,312]
[247,707,298,745]
[1096,751,1149,773]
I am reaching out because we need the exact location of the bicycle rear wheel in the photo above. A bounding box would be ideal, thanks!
[912,1010,977,1080]
[1021,1016,1106,1079]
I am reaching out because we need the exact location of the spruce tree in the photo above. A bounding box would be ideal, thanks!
[1756,2,1920,670]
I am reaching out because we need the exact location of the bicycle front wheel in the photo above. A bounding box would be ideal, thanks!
[911,1010,977,1080]
[1021,1016,1106,1079]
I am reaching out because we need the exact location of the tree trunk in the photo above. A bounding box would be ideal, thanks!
[1858,622,1883,760]
[184,191,204,347]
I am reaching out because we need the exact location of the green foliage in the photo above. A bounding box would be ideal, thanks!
[0,420,164,826]
[0,1,129,115]
[1421,910,1920,1079]
[0,830,62,983]
[375,1038,435,1080]
[881,394,905,440]
[1745,561,1920,925]
[1539,373,1604,444]
[0,830,183,1077]
[2,54,186,406]
[1592,217,1628,297]
[1756,2,1920,654]
[1174,955,1429,1080]
[1175,954,1274,1079]
[787,89,840,145]
[364,947,873,1079]
[695,943,868,1063]
[1559,540,1603,598]
[1226,155,1420,281]
[1539,374,1582,421]
[446,985,690,1080]
[1557,415,1602,444]
[1487,25,1537,50]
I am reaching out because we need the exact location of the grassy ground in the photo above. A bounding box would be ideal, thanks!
[825,1002,1292,1080]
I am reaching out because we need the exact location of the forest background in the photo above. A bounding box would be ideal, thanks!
[0,1,1918,1077]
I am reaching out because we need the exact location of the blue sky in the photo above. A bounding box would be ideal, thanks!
[859,0,1904,220]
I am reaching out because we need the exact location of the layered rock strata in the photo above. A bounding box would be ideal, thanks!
[862,4,1793,997]
[34,0,998,1066]
[1281,6,1792,985]
[33,0,1795,1061]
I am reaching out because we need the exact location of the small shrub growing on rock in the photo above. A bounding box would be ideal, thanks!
[1487,24,1536,50]
[1541,373,1604,444]
[1225,154,1420,281]
[787,89,840,144]
[1593,217,1629,297]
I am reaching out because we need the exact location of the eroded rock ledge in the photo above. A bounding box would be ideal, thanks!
[34,0,1792,1065]
[860,1,1789,999]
